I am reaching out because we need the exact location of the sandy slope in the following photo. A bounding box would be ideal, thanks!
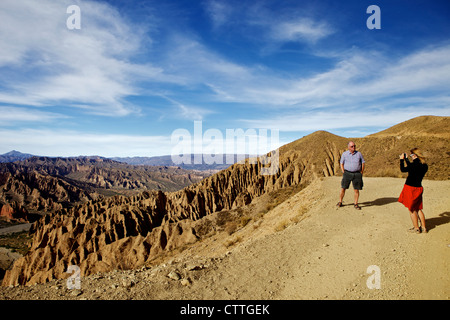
[173,176,450,300]
[1,176,449,300]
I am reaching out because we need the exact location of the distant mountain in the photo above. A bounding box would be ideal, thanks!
[111,154,256,171]
[0,151,255,172]
[0,150,35,163]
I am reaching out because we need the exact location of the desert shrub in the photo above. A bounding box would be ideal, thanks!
[223,235,242,248]
[240,216,252,227]
[225,221,239,235]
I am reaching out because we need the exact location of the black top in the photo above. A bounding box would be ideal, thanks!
[400,158,428,187]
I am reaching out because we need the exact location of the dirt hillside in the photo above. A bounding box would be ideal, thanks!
[1,176,448,300]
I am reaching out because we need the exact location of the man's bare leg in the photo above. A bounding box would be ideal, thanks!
[354,189,359,205]
[339,188,345,204]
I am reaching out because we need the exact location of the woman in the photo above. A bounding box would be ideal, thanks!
[398,148,428,233]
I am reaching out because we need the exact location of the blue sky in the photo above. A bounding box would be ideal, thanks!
[0,0,449,157]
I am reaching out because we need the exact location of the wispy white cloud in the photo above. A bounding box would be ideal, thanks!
[199,1,449,114]
[162,35,252,87]
[286,44,450,106]
[148,34,450,141]
[204,43,450,108]
[161,95,216,121]
[226,44,450,133]
[269,18,334,44]
[240,106,450,134]
[0,126,283,157]
[203,0,334,45]
[204,0,234,29]
[0,106,68,125]
[359,45,450,96]
[0,0,166,116]
[0,128,172,157]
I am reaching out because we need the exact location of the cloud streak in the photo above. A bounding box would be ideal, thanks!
[0,106,68,125]
[203,0,334,44]
[161,39,450,110]
[240,106,450,134]
[0,0,165,116]
[0,128,171,157]
[271,18,334,43]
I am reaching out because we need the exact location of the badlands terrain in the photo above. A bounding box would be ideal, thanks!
[0,176,449,300]
[0,156,211,219]
[0,115,449,300]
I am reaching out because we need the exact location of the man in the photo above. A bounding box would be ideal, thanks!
[337,141,365,210]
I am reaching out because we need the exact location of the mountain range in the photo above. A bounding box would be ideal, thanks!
[0,151,35,163]
[0,150,252,172]
[0,156,213,223]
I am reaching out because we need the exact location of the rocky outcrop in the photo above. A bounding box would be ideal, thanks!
[0,202,28,222]
[0,171,98,216]
[0,248,23,281]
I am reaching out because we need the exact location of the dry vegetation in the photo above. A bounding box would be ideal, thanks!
[0,231,32,256]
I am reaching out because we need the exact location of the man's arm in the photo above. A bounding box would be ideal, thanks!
[359,152,365,174]
[340,152,345,173]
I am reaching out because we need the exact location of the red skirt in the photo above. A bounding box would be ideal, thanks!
[398,184,423,212]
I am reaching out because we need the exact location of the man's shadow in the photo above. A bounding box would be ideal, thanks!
[359,197,399,207]
[425,212,450,231]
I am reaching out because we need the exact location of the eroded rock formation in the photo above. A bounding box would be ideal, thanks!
[2,131,347,286]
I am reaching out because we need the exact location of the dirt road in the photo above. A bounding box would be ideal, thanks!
[0,223,32,236]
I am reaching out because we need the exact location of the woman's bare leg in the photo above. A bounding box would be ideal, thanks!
[409,210,420,231]
[418,210,427,232]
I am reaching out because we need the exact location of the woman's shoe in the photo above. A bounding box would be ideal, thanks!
[407,227,421,234]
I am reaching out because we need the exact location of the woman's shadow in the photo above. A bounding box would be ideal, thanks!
[425,212,450,231]
[359,197,450,231]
